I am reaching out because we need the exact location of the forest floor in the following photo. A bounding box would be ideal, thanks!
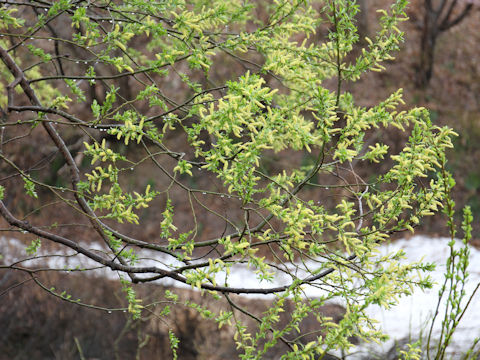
[3,234,479,359]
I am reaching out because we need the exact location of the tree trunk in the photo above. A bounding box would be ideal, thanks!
[417,2,439,88]
[416,0,474,88]
[356,0,369,41]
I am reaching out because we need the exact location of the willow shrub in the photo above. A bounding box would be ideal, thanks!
[0,0,457,358]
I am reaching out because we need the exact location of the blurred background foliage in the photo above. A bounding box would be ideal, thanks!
[2,0,480,240]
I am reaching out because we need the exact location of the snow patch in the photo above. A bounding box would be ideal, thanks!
[2,235,480,357]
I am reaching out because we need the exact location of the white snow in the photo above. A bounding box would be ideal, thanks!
[352,236,480,358]
[2,234,480,357]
